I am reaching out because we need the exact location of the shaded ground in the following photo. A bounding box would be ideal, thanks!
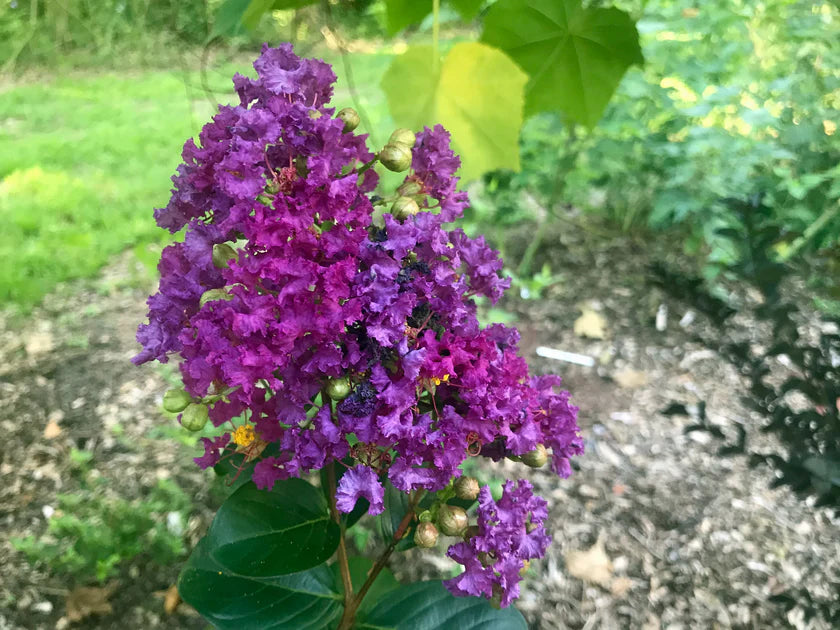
[1,227,838,629]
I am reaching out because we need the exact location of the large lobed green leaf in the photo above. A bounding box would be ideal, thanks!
[356,580,528,629]
[178,539,342,630]
[204,478,340,577]
[381,42,528,181]
[481,0,643,126]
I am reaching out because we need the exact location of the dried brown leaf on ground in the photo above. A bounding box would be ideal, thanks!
[65,583,117,623]
[574,307,607,339]
[613,368,648,389]
[153,584,182,615]
[564,533,613,587]
[43,420,62,439]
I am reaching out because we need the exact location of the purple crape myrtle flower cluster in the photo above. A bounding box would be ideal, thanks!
[135,43,582,607]
[445,480,550,608]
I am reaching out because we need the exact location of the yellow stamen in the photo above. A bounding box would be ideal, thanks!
[232,424,255,447]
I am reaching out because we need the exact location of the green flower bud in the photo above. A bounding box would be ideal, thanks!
[212,243,237,269]
[163,388,193,413]
[181,403,209,432]
[325,376,352,401]
[378,143,412,172]
[397,180,423,197]
[389,128,416,148]
[437,504,469,537]
[199,288,234,307]
[391,196,420,221]
[453,476,480,501]
[522,444,548,468]
[337,107,360,133]
[414,522,439,548]
[418,509,433,523]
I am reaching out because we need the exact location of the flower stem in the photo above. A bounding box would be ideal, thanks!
[327,463,354,615]
[432,0,441,71]
[336,490,425,630]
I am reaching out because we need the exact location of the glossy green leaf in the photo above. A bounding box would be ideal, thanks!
[377,480,416,552]
[178,539,342,630]
[356,580,528,629]
[381,42,528,181]
[482,0,643,126]
[205,478,340,577]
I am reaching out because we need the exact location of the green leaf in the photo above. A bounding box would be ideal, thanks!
[178,539,342,630]
[205,478,340,577]
[481,0,643,126]
[211,0,316,39]
[381,42,528,181]
[332,557,400,615]
[377,480,416,552]
[210,0,252,39]
[242,0,275,30]
[384,0,433,35]
[356,580,528,629]
[449,0,483,21]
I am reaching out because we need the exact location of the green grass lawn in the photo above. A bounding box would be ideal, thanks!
[0,47,396,310]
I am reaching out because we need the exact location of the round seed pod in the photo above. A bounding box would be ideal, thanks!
[397,180,423,197]
[453,476,480,501]
[163,388,193,413]
[389,128,416,148]
[337,107,360,132]
[391,196,420,220]
[181,403,209,432]
[414,522,439,548]
[326,376,352,401]
[438,504,469,537]
[378,143,412,172]
[522,444,548,468]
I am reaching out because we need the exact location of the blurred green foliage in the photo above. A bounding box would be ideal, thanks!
[1,0,213,70]
[12,478,191,583]
[0,65,245,309]
[1,0,837,311]
[480,0,840,277]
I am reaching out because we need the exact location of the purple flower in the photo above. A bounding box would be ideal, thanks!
[135,43,583,608]
[194,434,230,470]
[335,464,385,515]
[445,480,551,607]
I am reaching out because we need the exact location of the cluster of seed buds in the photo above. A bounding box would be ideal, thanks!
[413,475,481,548]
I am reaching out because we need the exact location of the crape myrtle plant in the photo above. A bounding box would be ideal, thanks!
[134,44,582,629]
